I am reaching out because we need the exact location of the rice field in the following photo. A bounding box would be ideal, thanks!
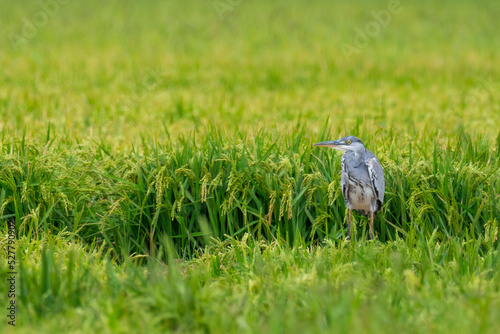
[1,0,500,333]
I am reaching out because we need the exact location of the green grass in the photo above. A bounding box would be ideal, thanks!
[0,127,499,259]
[1,231,500,333]
[1,0,500,143]
[0,0,500,332]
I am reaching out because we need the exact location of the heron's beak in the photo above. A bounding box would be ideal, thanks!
[313,140,343,148]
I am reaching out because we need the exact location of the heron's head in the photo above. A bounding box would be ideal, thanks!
[313,136,365,153]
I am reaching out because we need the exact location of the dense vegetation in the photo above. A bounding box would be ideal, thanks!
[0,0,499,332]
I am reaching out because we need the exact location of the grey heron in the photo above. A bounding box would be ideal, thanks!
[314,136,385,239]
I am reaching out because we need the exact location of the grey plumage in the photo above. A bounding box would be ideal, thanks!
[314,136,385,239]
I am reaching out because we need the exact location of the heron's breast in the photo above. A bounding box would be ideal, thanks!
[344,181,376,213]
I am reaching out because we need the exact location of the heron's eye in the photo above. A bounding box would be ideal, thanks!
[347,140,352,144]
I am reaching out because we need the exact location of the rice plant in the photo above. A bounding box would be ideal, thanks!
[0,0,499,332]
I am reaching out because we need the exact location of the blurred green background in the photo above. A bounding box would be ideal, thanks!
[1,0,499,145]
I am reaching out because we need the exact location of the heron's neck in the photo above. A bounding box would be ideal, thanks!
[346,150,364,167]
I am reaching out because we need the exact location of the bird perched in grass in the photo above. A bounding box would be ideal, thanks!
[314,136,385,239]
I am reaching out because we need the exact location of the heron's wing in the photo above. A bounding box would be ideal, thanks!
[366,156,385,203]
